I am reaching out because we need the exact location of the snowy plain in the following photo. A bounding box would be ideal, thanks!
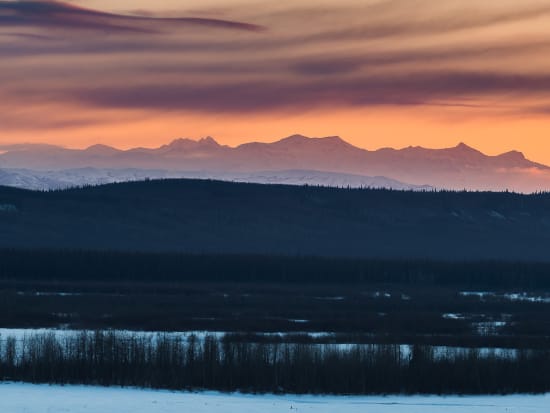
[0,383,548,413]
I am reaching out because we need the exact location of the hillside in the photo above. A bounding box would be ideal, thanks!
[1,179,550,260]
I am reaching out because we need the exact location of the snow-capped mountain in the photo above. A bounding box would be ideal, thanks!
[0,167,432,191]
[1,135,548,192]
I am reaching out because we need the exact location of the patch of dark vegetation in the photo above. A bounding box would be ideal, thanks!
[2,249,550,288]
[1,251,550,349]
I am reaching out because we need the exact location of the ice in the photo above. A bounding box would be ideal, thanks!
[0,383,548,413]
[16,291,83,297]
[473,321,507,335]
[459,291,550,304]
[443,313,465,320]
[364,291,392,299]
[504,293,550,304]
[314,296,346,301]
[459,291,492,299]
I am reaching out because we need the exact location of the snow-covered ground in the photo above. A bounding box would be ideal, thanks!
[0,383,548,412]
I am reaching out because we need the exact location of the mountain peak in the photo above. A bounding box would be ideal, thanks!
[454,142,476,151]
[84,144,118,155]
[498,150,526,161]
[165,136,220,150]
[445,142,485,158]
[321,135,346,143]
[199,136,220,146]
[277,134,310,143]
[275,134,351,147]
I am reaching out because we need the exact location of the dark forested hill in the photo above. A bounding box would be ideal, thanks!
[1,179,550,260]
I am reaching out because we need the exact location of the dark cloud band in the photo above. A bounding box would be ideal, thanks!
[24,72,550,113]
[0,1,264,33]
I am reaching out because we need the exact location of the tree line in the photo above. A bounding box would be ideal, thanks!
[1,331,549,394]
[1,249,550,289]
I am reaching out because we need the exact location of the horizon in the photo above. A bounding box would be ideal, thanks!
[2,131,548,194]
[0,133,533,158]
[2,1,550,164]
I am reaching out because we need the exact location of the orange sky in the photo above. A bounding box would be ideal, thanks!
[2,0,550,163]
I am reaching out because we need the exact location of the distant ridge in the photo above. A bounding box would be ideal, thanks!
[0,168,432,192]
[1,179,550,260]
[1,135,549,192]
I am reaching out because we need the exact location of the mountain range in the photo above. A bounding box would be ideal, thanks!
[1,135,548,192]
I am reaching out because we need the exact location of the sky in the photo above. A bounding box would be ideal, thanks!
[2,0,550,163]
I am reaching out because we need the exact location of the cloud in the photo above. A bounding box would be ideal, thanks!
[291,1,550,44]
[18,71,546,114]
[3,0,550,119]
[0,31,55,40]
[289,40,550,76]
[0,1,264,33]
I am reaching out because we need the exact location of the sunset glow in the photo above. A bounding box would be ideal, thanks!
[2,0,550,162]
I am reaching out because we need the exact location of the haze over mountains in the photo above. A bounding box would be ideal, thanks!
[0,135,548,192]
[0,168,431,192]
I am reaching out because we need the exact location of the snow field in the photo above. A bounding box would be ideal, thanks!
[1,383,549,413]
